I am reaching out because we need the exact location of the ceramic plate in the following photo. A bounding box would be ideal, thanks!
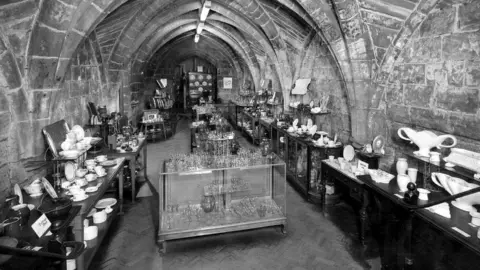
[206,74,212,80]
[372,135,386,152]
[194,81,200,87]
[85,186,98,193]
[14,184,23,204]
[42,178,58,199]
[100,160,117,167]
[65,162,77,181]
[343,145,355,162]
[316,131,328,136]
[60,150,80,158]
[189,74,196,80]
[198,75,204,80]
[95,198,117,209]
[29,192,43,197]
[73,194,89,202]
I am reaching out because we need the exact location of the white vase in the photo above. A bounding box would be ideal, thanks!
[396,158,408,175]
[397,174,411,192]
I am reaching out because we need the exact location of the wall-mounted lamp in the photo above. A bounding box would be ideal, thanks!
[199,0,211,21]
[194,34,200,43]
[196,22,204,34]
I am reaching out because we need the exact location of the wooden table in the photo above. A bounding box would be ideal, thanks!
[141,121,166,142]
[321,160,370,261]
[91,138,147,201]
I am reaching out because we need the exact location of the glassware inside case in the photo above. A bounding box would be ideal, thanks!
[159,152,286,241]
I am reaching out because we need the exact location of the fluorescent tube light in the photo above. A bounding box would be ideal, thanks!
[194,34,200,43]
[200,0,211,21]
[196,22,204,34]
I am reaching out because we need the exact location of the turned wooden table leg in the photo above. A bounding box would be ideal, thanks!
[359,189,369,248]
[321,165,328,217]
[403,213,414,270]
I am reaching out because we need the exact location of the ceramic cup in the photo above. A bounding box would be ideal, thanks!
[407,168,418,183]
[2,217,21,237]
[96,155,107,162]
[69,187,85,196]
[429,152,440,163]
[339,162,346,170]
[328,156,335,162]
[85,159,96,166]
[93,211,107,224]
[338,157,345,163]
[85,174,97,182]
[470,211,480,226]
[9,204,30,226]
[328,141,335,147]
[417,188,430,201]
[86,165,96,173]
[94,166,106,176]
[84,226,98,241]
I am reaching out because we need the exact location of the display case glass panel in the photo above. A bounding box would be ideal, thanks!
[158,152,286,241]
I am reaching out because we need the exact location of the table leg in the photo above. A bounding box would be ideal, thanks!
[403,213,414,270]
[163,122,167,140]
[359,189,369,247]
[73,215,85,270]
[119,165,124,215]
[321,166,328,217]
[144,142,148,181]
[130,157,136,202]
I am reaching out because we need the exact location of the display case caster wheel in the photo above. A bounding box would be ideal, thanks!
[280,225,287,235]
[158,241,167,254]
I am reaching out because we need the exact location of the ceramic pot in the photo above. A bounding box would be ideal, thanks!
[8,204,30,226]
[2,217,21,238]
[398,127,457,157]
[396,158,408,175]
[200,195,215,213]
[397,174,411,192]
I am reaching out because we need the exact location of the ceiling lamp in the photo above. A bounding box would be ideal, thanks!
[196,22,204,34]
[194,34,200,43]
[199,0,211,21]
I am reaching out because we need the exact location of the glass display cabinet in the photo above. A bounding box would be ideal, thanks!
[158,153,287,253]
[308,144,343,203]
[271,125,288,160]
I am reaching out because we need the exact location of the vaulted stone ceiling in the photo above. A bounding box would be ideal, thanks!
[0,0,479,196]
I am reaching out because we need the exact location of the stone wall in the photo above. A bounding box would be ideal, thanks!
[377,0,480,168]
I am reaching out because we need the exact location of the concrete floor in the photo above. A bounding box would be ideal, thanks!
[89,120,381,270]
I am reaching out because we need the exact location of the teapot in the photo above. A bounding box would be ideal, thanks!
[397,127,457,157]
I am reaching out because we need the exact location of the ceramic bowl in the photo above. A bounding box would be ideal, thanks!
[75,169,88,178]
[95,155,107,162]
[23,179,43,195]
[85,174,97,182]
[85,159,96,166]
[93,211,107,224]
[94,166,106,176]
[75,178,88,187]
[470,210,480,226]
[431,172,480,208]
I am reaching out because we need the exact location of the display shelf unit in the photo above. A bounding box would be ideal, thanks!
[240,111,260,145]
[158,154,287,253]
[228,101,253,130]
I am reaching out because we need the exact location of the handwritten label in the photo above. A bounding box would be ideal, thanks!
[31,214,51,238]
[357,160,369,172]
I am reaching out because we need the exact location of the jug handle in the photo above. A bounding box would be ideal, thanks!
[438,135,457,148]
[397,128,411,141]
[431,173,441,187]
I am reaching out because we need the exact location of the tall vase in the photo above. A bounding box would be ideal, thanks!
[396,158,408,175]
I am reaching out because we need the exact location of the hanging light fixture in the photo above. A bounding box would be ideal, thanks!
[194,34,200,43]
[199,0,211,21]
[196,22,204,34]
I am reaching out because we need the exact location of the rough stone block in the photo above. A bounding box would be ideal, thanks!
[368,109,388,139]
[410,107,449,131]
[418,0,439,14]
[31,91,53,119]
[29,24,65,57]
[443,32,480,61]
[404,84,433,107]
[389,64,425,84]
[0,112,11,139]
[31,119,49,156]
[59,30,84,59]
[28,58,58,89]
[38,0,74,31]
[425,63,446,85]
[70,80,89,97]
[14,121,34,159]
[386,103,410,124]
[75,4,102,33]
[357,0,415,19]
[361,10,403,30]
[458,1,480,31]
[386,82,404,104]
[0,90,9,112]
[0,0,37,24]
[0,52,21,89]
[446,61,465,87]
[466,61,480,86]
[405,11,426,31]
[6,89,29,122]
[49,90,68,122]
[419,6,455,37]
[369,24,398,48]
[450,113,480,140]
[437,86,479,113]
[403,37,442,63]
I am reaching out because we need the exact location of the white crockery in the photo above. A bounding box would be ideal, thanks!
[84,226,98,241]
[93,211,107,224]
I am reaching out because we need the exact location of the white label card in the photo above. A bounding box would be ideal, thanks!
[31,214,52,238]
[357,160,369,172]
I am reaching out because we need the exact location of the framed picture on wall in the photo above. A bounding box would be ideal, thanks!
[197,66,203,72]
[223,77,233,89]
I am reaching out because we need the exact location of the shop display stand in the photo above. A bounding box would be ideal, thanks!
[157,156,287,254]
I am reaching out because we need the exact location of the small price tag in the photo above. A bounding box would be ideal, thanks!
[31,214,51,238]
[357,160,369,172]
